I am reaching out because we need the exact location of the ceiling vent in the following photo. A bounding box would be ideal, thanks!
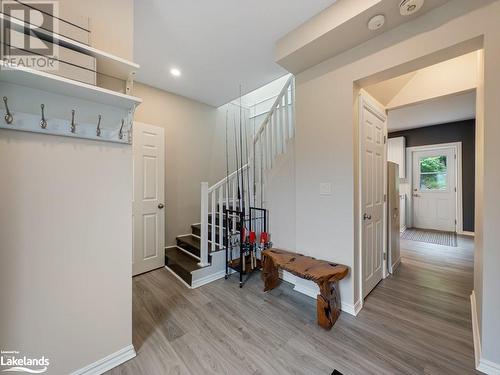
[399,0,424,16]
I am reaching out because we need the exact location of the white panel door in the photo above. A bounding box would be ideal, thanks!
[361,99,386,298]
[412,148,456,232]
[133,122,165,276]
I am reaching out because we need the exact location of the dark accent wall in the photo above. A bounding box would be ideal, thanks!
[389,119,475,232]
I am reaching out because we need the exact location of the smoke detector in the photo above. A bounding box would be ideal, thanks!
[368,14,386,31]
[399,0,424,16]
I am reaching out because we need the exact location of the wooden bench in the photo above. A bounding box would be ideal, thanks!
[261,249,349,330]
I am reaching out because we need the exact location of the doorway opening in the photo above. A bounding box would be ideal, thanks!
[357,49,480,304]
[407,143,461,237]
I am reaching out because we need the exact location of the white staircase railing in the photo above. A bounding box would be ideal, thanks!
[199,164,250,266]
[198,76,295,266]
[253,76,295,205]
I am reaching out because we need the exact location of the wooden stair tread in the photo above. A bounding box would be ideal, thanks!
[177,234,224,253]
[165,247,203,272]
[165,247,206,285]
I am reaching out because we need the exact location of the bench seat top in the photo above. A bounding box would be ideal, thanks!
[262,248,349,284]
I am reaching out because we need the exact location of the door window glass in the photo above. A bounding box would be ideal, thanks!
[419,156,448,190]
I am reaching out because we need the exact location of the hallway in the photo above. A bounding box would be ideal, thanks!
[109,236,478,375]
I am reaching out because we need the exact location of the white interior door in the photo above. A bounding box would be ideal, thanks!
[133,122,165,276]
[361,98,386,298]
[412,147,456,232]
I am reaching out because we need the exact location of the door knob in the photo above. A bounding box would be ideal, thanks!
[158,203,164,209]
[363,213,372,220]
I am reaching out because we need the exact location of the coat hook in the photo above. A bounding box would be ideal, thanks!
[119,119,124,140]
[3,96,13,124]
[70,110,76,133]
[96,114,102,137]
[40,104,47,129]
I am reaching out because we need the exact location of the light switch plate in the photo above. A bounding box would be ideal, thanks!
[320,182,332,196]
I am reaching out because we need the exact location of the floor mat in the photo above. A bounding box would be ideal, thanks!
[401,228,457,247]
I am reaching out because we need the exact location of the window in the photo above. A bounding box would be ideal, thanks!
[419,156,448,191]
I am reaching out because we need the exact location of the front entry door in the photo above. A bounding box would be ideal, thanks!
[133,122,165,276]
[360,97,386,298]
[412,147,456,232]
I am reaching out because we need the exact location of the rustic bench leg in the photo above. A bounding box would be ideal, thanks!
[316,280,341,330]
[262,255,280,292]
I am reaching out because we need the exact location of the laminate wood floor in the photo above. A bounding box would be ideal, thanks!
[108,236,479,375]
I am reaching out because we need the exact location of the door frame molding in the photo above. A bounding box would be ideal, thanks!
[405,142,463,234]
[358,91,388,309]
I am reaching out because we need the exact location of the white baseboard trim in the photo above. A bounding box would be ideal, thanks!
[470,291,500,374]
[392,257,402,273]
[281,270,296,285]
[281,271,359,316]
[478,359,500,374]
[343,299,363,316]
[71,345,136,375]
[471,291,482,369]
[192,269,227,289]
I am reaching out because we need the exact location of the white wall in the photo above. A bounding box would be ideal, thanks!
[283,0,499,366]
[132,83,219,246]
[0,1,136,373]
[60,0,134,61]
[0,132,133,374]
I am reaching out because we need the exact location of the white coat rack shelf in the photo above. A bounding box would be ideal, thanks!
[0,61,142,144]
[0,106,134,144]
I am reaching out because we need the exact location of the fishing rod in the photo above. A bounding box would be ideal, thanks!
[260,132,264,208]
[243,111,257,270]
[233,112,240,210]
[252,116,257,209]
[225,109,232,262]
[239,84,244,215]
[225,108,230,196]
[233,111,242,270]
[239,85,246,273]
[244,112,250,208]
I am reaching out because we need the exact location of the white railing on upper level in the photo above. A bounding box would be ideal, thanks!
[253,76,295,205]
[198,76,295,266]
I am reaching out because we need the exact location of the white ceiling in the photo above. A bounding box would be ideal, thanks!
[134,0,336,107]
[387,91,476,132]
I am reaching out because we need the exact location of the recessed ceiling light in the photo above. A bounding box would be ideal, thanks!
[170,68,181,77]
[368,14,385,31]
